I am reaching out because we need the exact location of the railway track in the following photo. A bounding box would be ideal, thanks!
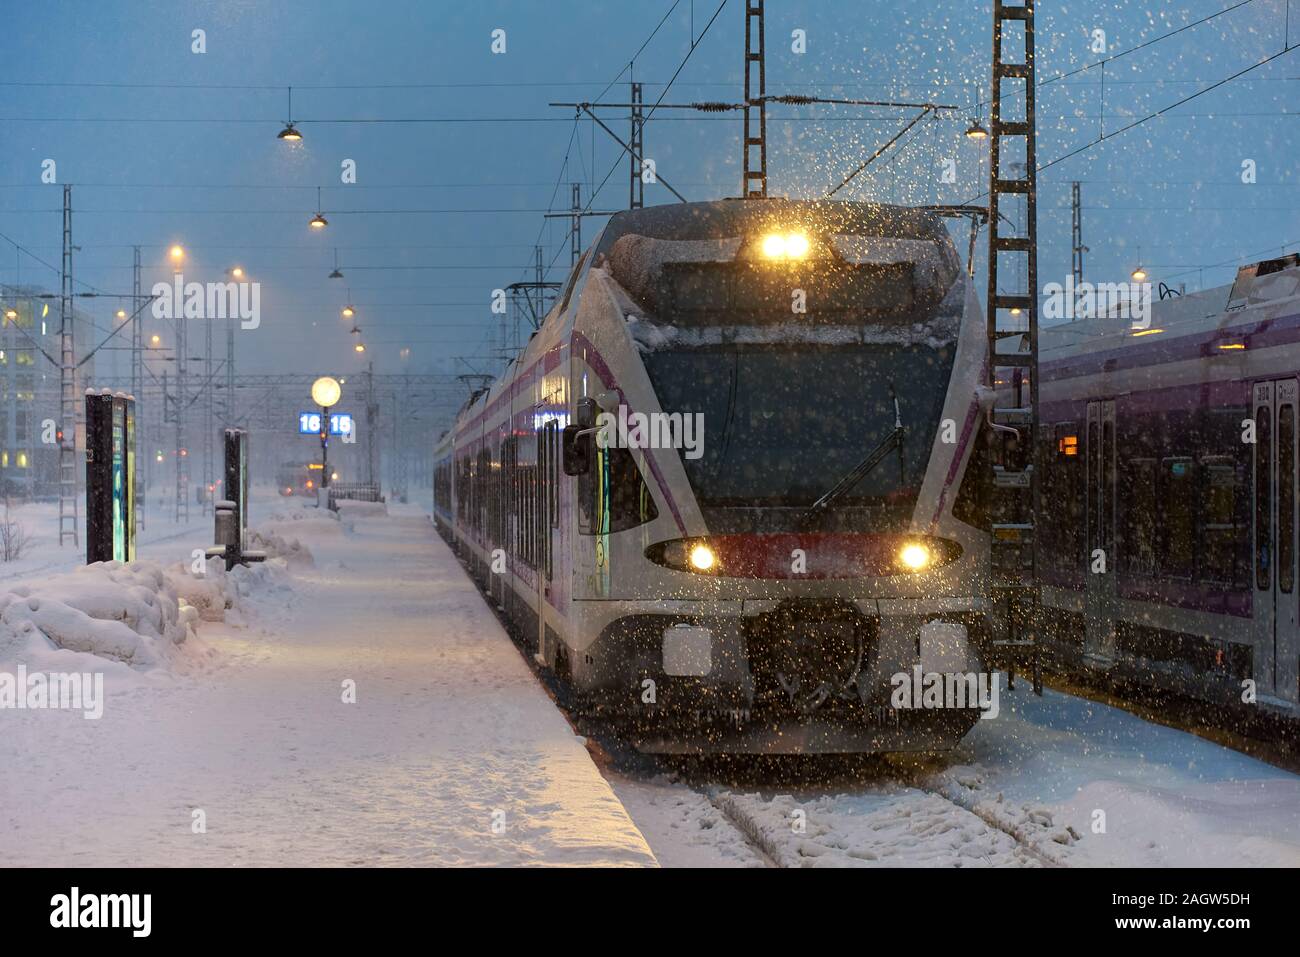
[446,530,1080,868]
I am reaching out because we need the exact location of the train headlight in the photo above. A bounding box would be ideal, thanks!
[761,233,787,259]
[688,543,717,572]
[784,232,810,258]
[899,542,931,571]
[760,231,810,260]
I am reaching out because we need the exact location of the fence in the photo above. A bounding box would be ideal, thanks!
[328,481,384,505]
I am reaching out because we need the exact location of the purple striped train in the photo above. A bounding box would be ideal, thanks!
[1037,253,1300,715]
[433,199,1000,754]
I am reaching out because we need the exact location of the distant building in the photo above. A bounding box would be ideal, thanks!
[0,285,99,499]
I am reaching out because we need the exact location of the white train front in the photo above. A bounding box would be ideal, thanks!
[434,199,995,753]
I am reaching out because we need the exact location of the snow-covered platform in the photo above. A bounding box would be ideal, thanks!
[0,498,657,867]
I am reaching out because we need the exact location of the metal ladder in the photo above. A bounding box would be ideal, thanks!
[58,184,79,549]
[985,0,1041,693]
[742,1,766,199]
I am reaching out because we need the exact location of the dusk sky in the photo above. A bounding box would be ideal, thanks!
[2,0,1294,385]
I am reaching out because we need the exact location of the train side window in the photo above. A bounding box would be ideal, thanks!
[578,444,659,535]
[1256,404,1271,590]
[1102,417,1116,552]
[1199,455,1244,586]
[1158,456,1195,579]
[549,422,560,529]
[1124,458,1158,576]
[1279,405,1295,594]
[1048,422,1084,571]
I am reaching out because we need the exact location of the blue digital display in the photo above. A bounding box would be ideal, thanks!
[299,412,353,435]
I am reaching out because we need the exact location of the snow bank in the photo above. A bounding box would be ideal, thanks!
[0,561,204,674]
[246,526,315,568]
[0,553,288,677]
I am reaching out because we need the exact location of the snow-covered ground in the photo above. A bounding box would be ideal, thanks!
[3,489,1297,868]
[0,493,655,866]
[621,690,1300,868]
[0,496,216,584]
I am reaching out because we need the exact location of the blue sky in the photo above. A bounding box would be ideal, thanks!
[1,0,1295,383]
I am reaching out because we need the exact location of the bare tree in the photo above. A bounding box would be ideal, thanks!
[0,496,33,562]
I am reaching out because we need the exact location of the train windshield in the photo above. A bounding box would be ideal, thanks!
[641,343,953,521]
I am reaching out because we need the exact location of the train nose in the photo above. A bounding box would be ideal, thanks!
[748,600,874,715]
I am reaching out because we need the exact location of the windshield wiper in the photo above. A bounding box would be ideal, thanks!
[801,387,906,525]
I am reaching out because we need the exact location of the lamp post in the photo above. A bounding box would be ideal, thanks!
[311,376,342,496]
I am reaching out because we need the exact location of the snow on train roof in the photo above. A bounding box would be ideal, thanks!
[593,198,950,256]
[1040,262,1300,359]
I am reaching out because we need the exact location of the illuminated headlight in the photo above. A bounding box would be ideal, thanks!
[784,232,810,258]
[688,543,717,571]
[899,542,932,571]
[760,231,810,260]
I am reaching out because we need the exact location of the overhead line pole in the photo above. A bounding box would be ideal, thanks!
[58,184,77,547]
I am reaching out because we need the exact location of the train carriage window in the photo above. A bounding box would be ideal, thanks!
[1086,418,1098,555]
[548,422,560,529]
[1159,456,1195,579]
[1256,404,1271,590]
[578,443,659,535]
[1199,456,1245,587]
[1124,458,1158,576]
[1102,417,1116,553]
[1279,405,1295,594]
[1040,422,1084,572]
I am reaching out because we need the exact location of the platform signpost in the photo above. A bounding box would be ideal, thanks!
[224,428,250,552]
[208,426,265,571]
[85,389,137,565]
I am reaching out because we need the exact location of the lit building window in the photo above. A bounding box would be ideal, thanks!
[16,452,28,469]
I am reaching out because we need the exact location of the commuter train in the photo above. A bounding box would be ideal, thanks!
[434,199,999,753]
[1036,254,1300,715]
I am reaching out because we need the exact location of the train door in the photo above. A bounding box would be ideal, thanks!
[1252,379,1300,703]
[537,419,557,652]
[1084,399,1118,663]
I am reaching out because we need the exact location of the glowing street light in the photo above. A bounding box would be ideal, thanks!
[169,244,185,264]
[150,334,162,347]
[309,186,328,230]
[1131,265,1148,282]
[230,266,244,279]
[311,376,341,409]
[342,304,354,319]
[354,343,366,353]
[965,120,988,140]
[116,309,127,320]
[310,376,342,493]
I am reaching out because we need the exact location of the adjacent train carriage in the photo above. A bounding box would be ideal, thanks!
[434,199,997,753]
[1037,254,1300,714]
